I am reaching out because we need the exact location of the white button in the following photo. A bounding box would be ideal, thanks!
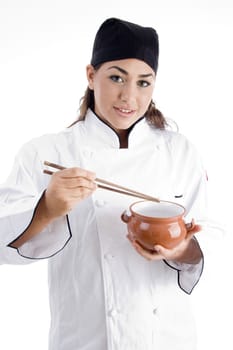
[95,199,106,207]
[108,308,118,317]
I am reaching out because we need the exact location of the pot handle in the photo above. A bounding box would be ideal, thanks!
[185,219,195,232]
[121,210,131,223]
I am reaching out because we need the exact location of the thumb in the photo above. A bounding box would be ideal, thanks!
[186,224,202,240]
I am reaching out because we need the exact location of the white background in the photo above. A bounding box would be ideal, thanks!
[0,0,232,349]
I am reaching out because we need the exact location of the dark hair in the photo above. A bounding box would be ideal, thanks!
[70,87,167,129]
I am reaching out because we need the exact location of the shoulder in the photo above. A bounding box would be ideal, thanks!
[17,121,86,163]
[20,126,77,152]
[14,127,72,165]
[153,128,204,165]
[152,127,194,149]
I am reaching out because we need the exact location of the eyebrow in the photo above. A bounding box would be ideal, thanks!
[107,65,154,78]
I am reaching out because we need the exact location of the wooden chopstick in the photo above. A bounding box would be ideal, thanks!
[44,161,66,171]
[43,161,160,203]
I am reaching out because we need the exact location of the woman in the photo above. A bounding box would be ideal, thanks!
[0,18,208,350]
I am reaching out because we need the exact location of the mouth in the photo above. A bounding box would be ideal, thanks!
[114,107,136,116]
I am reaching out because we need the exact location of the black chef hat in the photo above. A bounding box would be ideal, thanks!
[90,17,159,72]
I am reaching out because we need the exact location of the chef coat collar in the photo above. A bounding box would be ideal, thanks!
[82,108,156,148]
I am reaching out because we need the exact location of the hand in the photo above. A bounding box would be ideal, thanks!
[44,167,97,219]
[127,224,202,263]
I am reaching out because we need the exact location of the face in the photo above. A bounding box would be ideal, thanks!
[86,59,155,133]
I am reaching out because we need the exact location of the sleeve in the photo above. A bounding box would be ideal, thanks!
[164,135,224,294]
[164,168,206,294]
[164,243,204,295]
[0,142,72,265]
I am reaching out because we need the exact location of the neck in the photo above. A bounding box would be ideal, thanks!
[117,129,129,148]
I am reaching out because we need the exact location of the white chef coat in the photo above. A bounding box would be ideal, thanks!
[0,109,210,350]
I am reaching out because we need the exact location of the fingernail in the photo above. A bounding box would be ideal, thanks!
[153,246,160,253]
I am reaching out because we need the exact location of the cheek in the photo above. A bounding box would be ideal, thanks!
[93,87,112,115]
[95,83,114,104]
[140,94,152,110]
[138,86,153,103]
[94,89,108,106]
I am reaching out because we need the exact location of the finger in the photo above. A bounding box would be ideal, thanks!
[127,233,135,242]
[68,186,97,199]
[55,167,96,180]
[136,244,163,261]
[153,244,164,255]
[58,176,97,190]
[127,235,162,261]
[186,224,202,240]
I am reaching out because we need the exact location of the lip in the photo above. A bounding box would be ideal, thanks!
[114,106,136,117]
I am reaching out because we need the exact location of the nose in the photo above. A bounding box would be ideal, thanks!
[119,83,136,103]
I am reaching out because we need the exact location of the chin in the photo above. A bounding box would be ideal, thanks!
[115,123,132,131]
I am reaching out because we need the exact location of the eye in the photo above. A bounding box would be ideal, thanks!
[109,75,124,83]
[137,80,151,88]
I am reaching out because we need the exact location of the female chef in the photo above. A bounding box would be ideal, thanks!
[0,17,208,350]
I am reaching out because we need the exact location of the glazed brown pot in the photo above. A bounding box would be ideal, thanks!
[121,200,194,250]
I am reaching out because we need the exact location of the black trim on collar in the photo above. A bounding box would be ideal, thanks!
[91,109,145,148]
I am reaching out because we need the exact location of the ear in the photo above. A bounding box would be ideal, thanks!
[86,64,95,90]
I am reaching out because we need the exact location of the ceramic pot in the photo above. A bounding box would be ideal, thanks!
[121,200,194,250]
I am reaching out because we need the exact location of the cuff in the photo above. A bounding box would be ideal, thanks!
[13,215,72,260]
[164,256,204,294]
[4,192,72,261]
